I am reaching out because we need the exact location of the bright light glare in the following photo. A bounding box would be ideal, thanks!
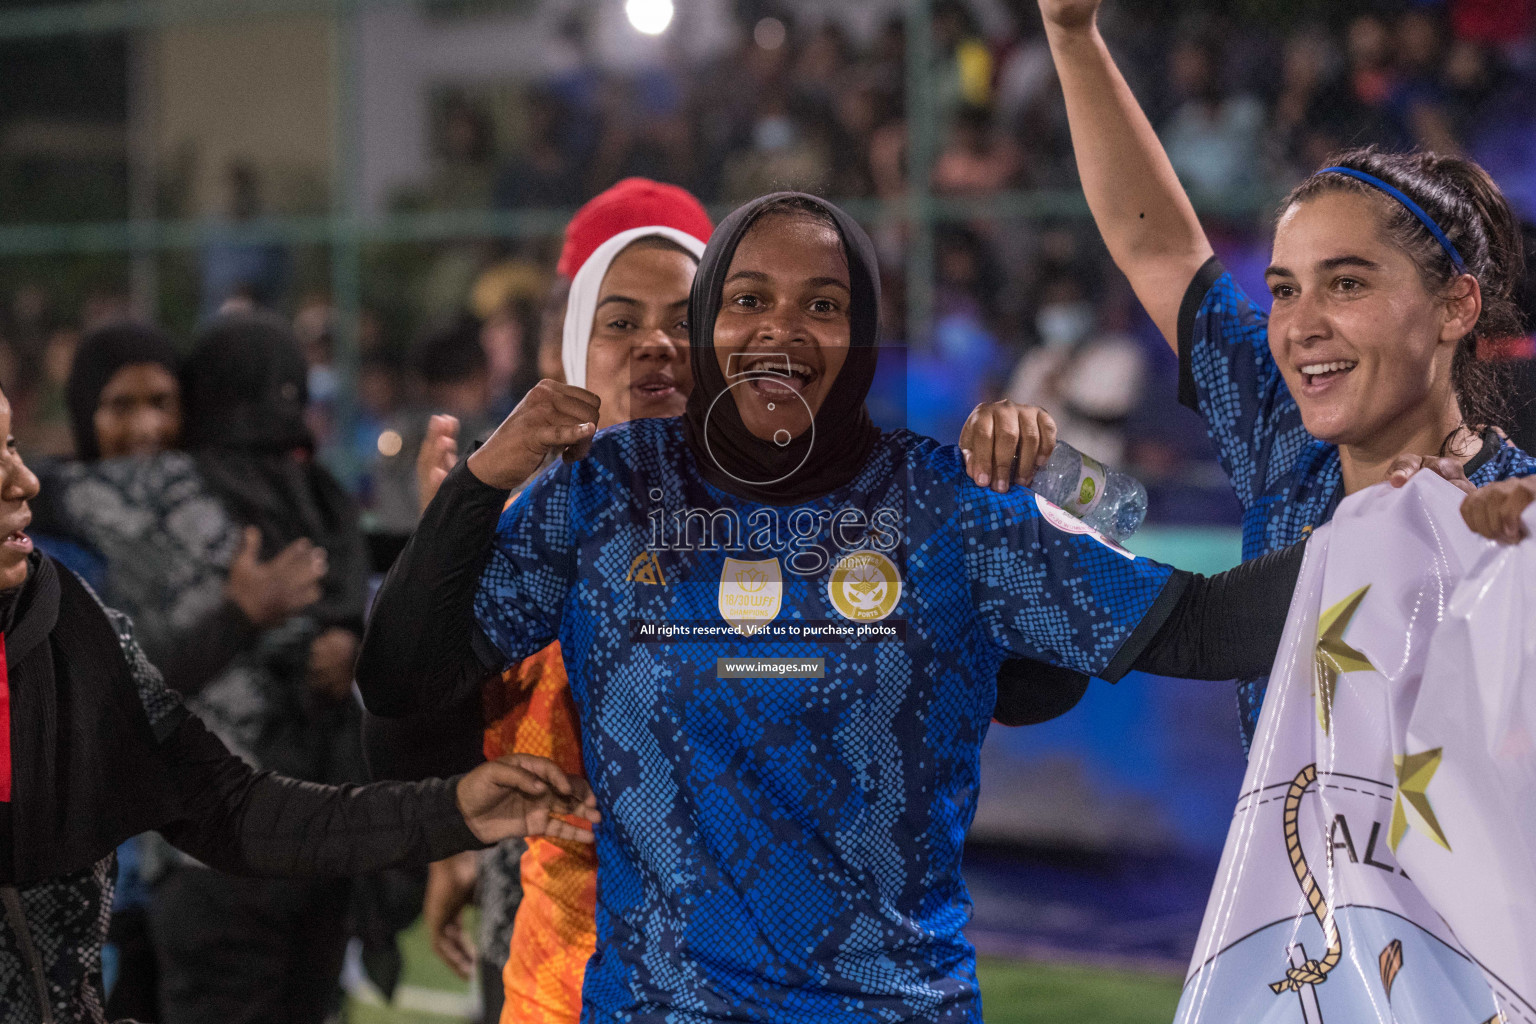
[626,0,674,35]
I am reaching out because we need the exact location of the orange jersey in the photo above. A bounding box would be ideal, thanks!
[484,642,596,1024]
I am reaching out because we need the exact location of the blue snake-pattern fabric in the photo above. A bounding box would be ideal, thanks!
[473,417,1175,1023]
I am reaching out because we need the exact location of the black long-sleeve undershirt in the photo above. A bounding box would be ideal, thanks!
[357,462,509,718]
[361,461,1305,731]
[158,707,484,877]
[362,699,486,783]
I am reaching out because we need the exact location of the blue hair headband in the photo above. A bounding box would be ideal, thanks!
[1317,166,1466,274]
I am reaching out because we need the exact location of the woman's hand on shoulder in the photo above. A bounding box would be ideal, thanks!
[1386,453,1475,494]
[1461,477,1536,544]
[465,380,601,491]
[1388,454,1536,544]
[959,401,1058,493]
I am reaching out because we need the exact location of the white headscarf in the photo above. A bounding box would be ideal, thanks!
[561,225,709,390]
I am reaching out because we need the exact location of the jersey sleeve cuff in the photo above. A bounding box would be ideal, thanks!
[1177,256,1227,413]
[1099,569,1191,684]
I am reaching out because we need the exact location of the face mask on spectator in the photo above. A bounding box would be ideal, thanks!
[1036,301,1095,349]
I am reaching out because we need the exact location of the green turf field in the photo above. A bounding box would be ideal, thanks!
[346,920,1183,1024]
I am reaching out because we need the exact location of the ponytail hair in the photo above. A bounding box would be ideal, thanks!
[1283,147,1525,437]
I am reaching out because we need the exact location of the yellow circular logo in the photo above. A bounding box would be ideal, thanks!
[827,549,902,622]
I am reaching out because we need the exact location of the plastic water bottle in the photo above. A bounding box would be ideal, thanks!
[1030,441,1148,541]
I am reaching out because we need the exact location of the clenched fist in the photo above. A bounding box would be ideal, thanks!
[465,380,600,491]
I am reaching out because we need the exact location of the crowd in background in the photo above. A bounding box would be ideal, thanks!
[4,0,1536,533]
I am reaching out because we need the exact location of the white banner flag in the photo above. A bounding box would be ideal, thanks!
[1175,473,1536,1024]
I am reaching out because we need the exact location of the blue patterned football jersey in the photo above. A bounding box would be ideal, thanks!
[1178,257,1536,749]
[472,417,1177,1023]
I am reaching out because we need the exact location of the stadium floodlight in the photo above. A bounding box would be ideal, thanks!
[625,0,674,35]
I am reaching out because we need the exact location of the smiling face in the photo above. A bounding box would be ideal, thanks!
[1264,190,1476,450]
[713,212,852,442]
[0,391,40,591]
[94,362,182,458]
[584,240,696,429]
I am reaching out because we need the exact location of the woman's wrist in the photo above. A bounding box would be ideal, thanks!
[464,446,528,493]
[1044,18,1103,52]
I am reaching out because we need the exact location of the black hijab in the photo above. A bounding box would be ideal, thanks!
[65,321,179,461]
[181,312,367,632]
[683,193,883,504]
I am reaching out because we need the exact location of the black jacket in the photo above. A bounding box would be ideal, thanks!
[0,555,485,1024]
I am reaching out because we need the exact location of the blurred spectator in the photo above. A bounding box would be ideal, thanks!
[146,313,371,1024]
[469,259,546,417]
[932,0,994,117]
[933,104,1023,196]
[1309,14,1414,155]
[420,96,498,212]
[493,89,584,210]
[586,71,693,195]
[368,314,498,534]
[349,351,407,516]
[416,313,495,433]
[1393,9,1461,155]
[908,227,1011,440]
[1442,38,1500,142]
[294,295,339,448]
[993,2,1055,134]
[1006,275,1146,466]
[720,88,834,200]
[1160,35,1265,198]
[200,161,288,317]
[1268,26,1338,181]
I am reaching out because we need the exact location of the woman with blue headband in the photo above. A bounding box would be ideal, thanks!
[965,0,1536,752]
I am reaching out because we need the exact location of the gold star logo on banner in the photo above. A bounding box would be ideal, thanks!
[1314,585,1375,734]
[1390,747,1452,853]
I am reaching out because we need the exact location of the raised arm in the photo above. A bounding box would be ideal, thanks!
[357,380,598,717]
[1042,0,1213,346]
[355,459,511,716]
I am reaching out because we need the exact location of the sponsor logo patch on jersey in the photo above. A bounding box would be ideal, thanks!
[626,550,667,585]
[718,557,783,635]
[827,549,902,622]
